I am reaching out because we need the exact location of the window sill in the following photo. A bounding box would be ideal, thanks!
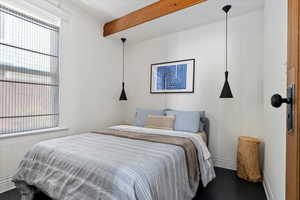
[0,127,69,139]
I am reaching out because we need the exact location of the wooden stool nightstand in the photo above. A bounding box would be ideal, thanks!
[237,136,262,183]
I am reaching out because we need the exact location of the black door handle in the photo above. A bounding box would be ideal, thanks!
[271,86,295,132]
[271,94,292,108]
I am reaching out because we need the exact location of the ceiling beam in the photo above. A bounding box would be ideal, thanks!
[103,0,207,37]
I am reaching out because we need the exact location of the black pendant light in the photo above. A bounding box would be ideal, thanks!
[220,5,233,99]
[119,38,128,101]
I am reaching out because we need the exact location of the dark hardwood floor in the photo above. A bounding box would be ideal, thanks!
[194,168,267,200]
[0,168,267,200]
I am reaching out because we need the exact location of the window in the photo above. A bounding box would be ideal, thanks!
[0,4,60,134]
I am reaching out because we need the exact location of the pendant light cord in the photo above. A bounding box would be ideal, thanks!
[226,11,228,72]
[122,41,125,83]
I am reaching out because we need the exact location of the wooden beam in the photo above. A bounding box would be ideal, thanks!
[103,0,207,37]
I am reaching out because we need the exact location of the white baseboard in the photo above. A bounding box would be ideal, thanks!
[213,157,236,170]
[263,175,275,200]
[0,176,15,194]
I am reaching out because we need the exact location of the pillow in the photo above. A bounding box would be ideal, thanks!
[144,115,176,130]
[166,110,205,133]
[133,108,165,127]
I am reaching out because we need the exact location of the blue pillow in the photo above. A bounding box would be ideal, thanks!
[133,108,165,127]
[166,110,205,133]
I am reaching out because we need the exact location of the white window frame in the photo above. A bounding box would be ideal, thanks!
[0,0,70,137]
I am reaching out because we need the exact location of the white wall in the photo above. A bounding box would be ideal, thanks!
[124,10,264,170]
[0,1,124,192]
[0,1,288,199]
[263,0,287,200]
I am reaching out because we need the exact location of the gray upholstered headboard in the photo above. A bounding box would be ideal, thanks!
[201,116,210,145]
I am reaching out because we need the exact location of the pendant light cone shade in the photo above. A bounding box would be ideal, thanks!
[220,5,234,98]
[220,71,233,98]
[119,38,128,101]
[120,82,128,100]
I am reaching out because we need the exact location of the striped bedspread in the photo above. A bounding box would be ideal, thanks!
[13,125,215,200]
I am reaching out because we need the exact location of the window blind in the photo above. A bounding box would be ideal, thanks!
[0,4,60,134]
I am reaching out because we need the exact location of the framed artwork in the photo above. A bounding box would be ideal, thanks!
[150,59,195,94]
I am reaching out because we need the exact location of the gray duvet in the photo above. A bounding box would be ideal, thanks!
[13,126,215,200]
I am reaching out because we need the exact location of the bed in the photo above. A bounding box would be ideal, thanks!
[13,125,215,200]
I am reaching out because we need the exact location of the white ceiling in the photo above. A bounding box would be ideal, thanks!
[69,0,158,22]
[70,0,264,43]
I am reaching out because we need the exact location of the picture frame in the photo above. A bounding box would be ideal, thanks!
[150,59,195,94]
